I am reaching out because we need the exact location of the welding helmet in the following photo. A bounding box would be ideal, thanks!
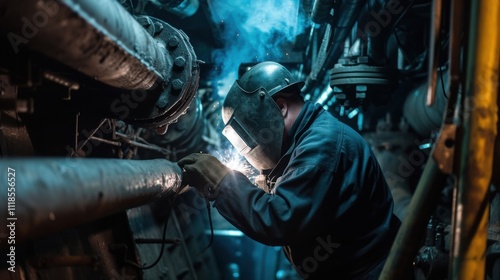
[221,61,304,171]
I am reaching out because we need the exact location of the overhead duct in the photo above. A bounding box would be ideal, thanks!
[0,158,183,243]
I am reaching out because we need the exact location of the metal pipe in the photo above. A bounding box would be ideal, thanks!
[0,158,182,243]
[311,0,334,24]
[403,71,448,136]
[364,0,414,61]
[0,0,171,90]
[450,0,500,277]
[425,0,443,106]
[304,0,367,92]
[154,0,200,18]
[379,156,448,279]
[493,95,500,188]
[370,144,414,222]
[30,256,98,268]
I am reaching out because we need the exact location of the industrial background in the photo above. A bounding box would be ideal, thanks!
[0,0,499,279]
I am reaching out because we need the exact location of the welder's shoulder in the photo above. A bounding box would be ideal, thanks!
[291,111,343,172]
[315,109,372,151]
[297,110,374,171]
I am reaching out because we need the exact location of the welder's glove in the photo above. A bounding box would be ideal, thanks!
[177,153,231,200]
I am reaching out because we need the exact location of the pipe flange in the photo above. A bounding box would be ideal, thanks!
[330,63,398,106]
[330,63,397,87]
[123,17,199,128]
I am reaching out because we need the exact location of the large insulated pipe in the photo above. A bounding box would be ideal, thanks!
[0,0,170,90]
[450,0,499,277]
[0,158,182,243]
[403,74,448,137]
[153,0,200,18]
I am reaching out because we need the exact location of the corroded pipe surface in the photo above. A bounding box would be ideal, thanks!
[450,0,499,277]
[0,0,170,90]
[0,158,182,243]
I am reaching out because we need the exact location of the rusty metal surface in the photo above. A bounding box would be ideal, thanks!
[450,0,500,277]
[425,0,443,106]
[0,158,182,243]
[0,0,200,128]
[432,124,456,175]
[0,0,167,90]
[493,86,500,189]
[122,15,200,128]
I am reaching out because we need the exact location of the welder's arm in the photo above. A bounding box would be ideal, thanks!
[178,152,344,246]
[213,164,338,246]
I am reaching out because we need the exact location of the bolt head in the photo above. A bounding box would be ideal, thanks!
[174,56,186,68]
[172,79,183,90]
[168,36,179,47]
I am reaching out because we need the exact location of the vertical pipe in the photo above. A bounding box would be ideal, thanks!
[379,157,448,279]
[303,0,367,92]
[450,0,500,278]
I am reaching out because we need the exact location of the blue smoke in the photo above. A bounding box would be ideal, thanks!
[208,0,307,97]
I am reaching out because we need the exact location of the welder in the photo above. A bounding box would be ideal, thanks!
[178,61,401,279]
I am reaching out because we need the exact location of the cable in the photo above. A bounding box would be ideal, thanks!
[126,183,190,270]
[128,0,135,16]
[126,188,217,269]
[201,197,214,253]
[124,183,217,269]
[440,67,448,99]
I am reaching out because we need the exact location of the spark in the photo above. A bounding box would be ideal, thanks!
[211,147,257,180]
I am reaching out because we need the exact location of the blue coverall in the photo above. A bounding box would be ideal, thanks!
[214,101,401,279]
